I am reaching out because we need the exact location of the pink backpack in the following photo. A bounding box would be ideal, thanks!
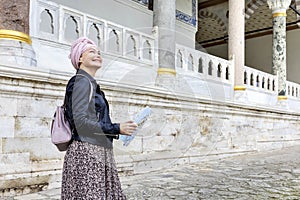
[51,106,72,151]
[51,74,93,151]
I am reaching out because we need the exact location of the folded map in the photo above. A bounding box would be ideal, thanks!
[119,106,152,146]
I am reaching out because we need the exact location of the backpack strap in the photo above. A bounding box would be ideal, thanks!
[76,74,93,103]
[63,74,94,106]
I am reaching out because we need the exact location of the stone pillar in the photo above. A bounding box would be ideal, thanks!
[0,0,36,66]
[228,0,246,102]
[153,0,176,86]
[267,0,291,103]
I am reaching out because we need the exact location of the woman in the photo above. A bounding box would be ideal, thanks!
[61,37,137,199]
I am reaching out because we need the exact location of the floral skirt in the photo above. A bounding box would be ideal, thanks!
[61,140,126,200]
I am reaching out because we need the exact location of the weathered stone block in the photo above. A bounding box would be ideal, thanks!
[47,174,63,190]
[133,157,189,174]
[0,153,30,166]
[0,117,14,137]
[17,98,57,118]
[14,116,50,138]
[30,159,64,173]
[143,135,175,152]
[230,130,257,150]
[0,170,53,191]
[0,97,17,116]
[114,137,143,155]
[0,163,32,176]
[257,141,286,151]
[0,40,36,67]
[273,121,289,129]
[2,138,62,161]
[262,121,274,130]
[114,155,134,165]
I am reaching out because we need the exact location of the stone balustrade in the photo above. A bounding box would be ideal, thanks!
[286,81,300,99]
[30,0,155,64]
[176,44,233,84]
[243,66,277,93]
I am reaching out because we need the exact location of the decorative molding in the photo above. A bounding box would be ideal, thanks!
[131,0,149,6]
[0,29,32,44]
[131,0,197,27]
[278,95,288,100]
[176,0,197,27]
[157,68,177,75]
[267,0,292,13]
[198,10,227,34]
[245,0,291,19]
[201,23,299,48]
[234,86,247,91]
[117,0,152,15]
[273,12,287,17]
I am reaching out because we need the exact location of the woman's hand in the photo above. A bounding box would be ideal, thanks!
[120,121,138,136]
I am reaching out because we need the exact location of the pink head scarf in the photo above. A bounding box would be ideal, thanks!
[69,37,97,69]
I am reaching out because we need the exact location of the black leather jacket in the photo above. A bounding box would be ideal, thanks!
[65,69,120,148]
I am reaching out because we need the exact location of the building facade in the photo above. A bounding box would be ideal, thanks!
[0,0,300,196]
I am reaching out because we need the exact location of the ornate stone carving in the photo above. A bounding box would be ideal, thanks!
[267,0,291,13]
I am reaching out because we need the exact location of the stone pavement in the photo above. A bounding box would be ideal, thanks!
[9,145,300,199]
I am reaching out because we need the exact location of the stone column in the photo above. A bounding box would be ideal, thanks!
[0,0,36,66]
[228,0,246,102]
[267,0,291,102]
[153,0,176,86]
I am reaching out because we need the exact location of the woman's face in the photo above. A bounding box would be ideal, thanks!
[80,46,102,69]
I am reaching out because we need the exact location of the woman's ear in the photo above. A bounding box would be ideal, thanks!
[78,57,83,66]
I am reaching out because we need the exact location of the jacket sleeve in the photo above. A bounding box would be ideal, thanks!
[99,121,120,138]
[72,76,119,137]
[97,91,120,138]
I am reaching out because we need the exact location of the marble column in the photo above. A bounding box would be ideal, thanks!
[153,0,176,86]
[0,0,36,66]
[267,0,291,100]
[228,0,246,101]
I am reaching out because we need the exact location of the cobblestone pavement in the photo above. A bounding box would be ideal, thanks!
[10,145,300,199]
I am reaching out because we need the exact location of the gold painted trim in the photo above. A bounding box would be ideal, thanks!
[157,68,176,75]
[272,12,287,17]
[234,86,246,91]
[0,29,32,44]
[278,96,287,100]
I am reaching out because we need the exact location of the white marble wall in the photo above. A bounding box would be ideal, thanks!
[0,39,36,67]
[0,67,66,194]
[1,62,300,195]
